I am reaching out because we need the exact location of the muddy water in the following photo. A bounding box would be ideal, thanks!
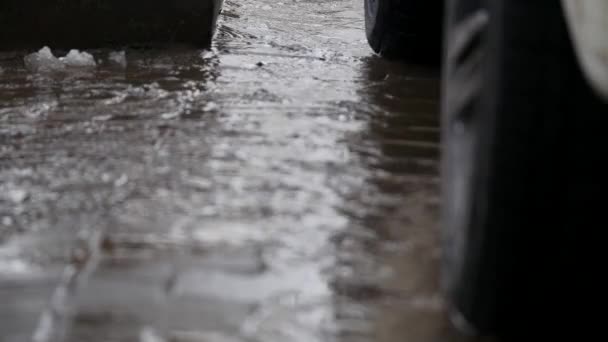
[1,1,469,341]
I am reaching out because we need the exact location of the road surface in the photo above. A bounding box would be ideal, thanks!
[0,1,475,341]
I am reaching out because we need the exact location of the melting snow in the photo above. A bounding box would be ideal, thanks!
[60,49,96,68]
[24,46,65,72]
[109,50,127,68]
[24,46,96,72]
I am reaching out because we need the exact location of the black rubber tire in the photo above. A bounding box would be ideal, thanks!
[364,0,443,62]
[0,0,224,49]
[442,0,605,337]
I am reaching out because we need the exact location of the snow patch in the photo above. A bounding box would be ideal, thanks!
[24,47,65,72]
[5,188,29,204]
[109,50,127,68]
[60,49,96,68]
[24,46,97,72]
[203,102,219,112]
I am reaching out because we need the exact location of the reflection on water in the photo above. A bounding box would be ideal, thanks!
[1,1,474,341]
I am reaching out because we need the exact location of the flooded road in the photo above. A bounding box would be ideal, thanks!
[1,1,468,341]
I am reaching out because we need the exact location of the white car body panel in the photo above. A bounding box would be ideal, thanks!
[562,0,608,101]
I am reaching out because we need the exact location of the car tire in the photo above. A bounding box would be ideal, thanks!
[0,0,224,49]
[364,0,443,62]
[441,0,605,337]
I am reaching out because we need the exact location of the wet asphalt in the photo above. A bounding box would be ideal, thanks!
[0,1,475,341]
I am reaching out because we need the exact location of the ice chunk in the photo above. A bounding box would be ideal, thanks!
[161,111,181,120]
[139,327,166,342]
[200,49,216,60]
[114,174,129,187]
[5,188,29,204]
[2,216,13,226]
[23,46,65,72]
[92,114,114,122]
[24,47,97,72]
[203,101,218,111]
[0,259,36,276]
[60,49,96,68]
[109,51,127,68]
